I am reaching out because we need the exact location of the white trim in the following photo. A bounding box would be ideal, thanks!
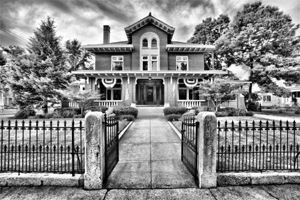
[84,44,134,48]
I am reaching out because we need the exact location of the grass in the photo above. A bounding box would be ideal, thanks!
[172,115,300,172]
[0,118,130,174]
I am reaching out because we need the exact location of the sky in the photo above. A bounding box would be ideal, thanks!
[0,0,300,47]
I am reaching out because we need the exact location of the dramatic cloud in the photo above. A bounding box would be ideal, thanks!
[0,0,299,47]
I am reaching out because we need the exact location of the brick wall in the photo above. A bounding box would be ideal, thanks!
[95,53,132,70]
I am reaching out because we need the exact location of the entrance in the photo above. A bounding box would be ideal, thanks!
[136,79,164,105]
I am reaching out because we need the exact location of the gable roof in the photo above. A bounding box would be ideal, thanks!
[124,13,175,43]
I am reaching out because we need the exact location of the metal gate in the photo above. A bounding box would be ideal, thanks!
[104,114,119,181]
[181,116,199,182]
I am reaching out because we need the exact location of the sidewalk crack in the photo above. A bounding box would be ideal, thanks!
[208,189,218,200]
[260,187,279,200]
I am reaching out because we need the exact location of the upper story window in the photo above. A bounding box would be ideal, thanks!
[151,38,157,48]
[142,38,148,48]
[111,56,123,71]
[176,56,188,71]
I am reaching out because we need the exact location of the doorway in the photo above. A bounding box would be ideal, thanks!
[136,79,164,105]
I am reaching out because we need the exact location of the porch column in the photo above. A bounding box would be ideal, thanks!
[158,84,162,105]
[143,84,147,104]
[153,84,157,104]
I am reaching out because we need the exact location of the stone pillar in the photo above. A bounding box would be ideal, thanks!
[197,112,217,188]
[84,112,105,189]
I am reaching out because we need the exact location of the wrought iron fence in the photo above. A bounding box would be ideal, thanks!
[217,120,300,172]
[0,119,85,175]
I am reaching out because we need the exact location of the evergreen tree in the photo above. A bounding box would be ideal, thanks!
[216,2,300,98]
[65,39,92,71]
[6,17,71,112]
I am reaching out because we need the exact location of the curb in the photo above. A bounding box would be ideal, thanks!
[168,121,181,139]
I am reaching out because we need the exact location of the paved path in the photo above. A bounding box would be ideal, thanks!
[105,107,197,189]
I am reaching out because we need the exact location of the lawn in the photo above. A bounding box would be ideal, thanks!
[0,118,130,174]
[171,115,300,172]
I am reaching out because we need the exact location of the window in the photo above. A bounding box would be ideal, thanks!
[263,95,271,102]
[293,91,300,98]
[178,79,204,100]
[176,56,188,71]
[101,80,122,100]
[151,56,158,71]
[151,38,157,48]
[111,56,123,71]
[142,38,148,48]
[142,56,149,71]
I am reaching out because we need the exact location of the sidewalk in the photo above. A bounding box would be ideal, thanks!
[105,107,196,188]
[1,184,300,199]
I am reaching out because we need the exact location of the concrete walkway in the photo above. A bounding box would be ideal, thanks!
[1,184,300,199]
[105,107,197,189]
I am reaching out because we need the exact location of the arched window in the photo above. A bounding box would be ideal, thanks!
[151,38,157,48]
[142,38,148,48]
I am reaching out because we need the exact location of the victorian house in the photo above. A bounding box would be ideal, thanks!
[72,13,228,108]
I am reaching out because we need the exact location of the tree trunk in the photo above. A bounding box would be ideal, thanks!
[248,83,253,101]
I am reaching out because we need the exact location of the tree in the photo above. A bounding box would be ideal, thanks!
[188,14,230,70]
[216,2,300,99]
[65,39,92,71]
[6,17,71,112]
[197,78,244,111]
[56,81,98,116]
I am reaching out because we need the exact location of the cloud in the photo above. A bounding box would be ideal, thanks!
[0,0,299,47]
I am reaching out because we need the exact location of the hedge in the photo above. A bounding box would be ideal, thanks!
[119,114,135,121]
[163,107,188,116]
[113,107,138,118]
[165,114,182,121]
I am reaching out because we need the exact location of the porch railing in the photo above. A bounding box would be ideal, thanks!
[94,100,123,107]
[177,100,204,108]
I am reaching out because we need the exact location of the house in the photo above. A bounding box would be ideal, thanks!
[72,13,230,108]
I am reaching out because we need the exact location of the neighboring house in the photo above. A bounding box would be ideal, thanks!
[72,13,231,108]
[259,87,300,108]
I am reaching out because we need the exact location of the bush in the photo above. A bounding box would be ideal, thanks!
[245,111,254,116]
[84,106,108,113]
[247,101,260,111]
[215,112,228,117]
[113,107,138,118]
[119,114,135,121]
[53,108,81,118]
[163,107,188,115]
[295,110,300,114]
[14,106,36,119]
[165,114,182,121]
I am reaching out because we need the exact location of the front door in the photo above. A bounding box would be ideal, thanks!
[147,86,154,104]
[136,79,164,106]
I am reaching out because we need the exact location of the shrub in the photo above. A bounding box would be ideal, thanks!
[215,112,228,117]
[119,114,135,121]
[113,107,138,118]
[295,110,300,114]
[14,106,36,119]
[84,106,108,113]
[45,113,53,119]
[247,101,260,111]
[165,114,182,121]
[163,107,188,115]
[53,108,81,118]
[245,111,254,116]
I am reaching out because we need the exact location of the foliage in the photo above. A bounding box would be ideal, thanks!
[4,17,71,111]
[163,107,188,115]
[197,78,244,111]
[119,114,135,121]
[188,14,230,70]
[295,110,300,114]
[65,39,92,71]
[215,108,253,117]
[14,106,36,119]
[53,108,81,118]
[0,49,6,66]
[84,106,108,113]
[113,107,138,118]
[215,2,300,97]
[247,101,261,111]
[165,114,182,121]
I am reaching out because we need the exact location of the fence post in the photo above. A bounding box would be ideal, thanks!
[84,112,105,189]
[197,112,217,188]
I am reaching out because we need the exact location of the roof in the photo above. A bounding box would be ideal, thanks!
[83,44,134,53]
[124,13,175,43]
[166,44,215,52]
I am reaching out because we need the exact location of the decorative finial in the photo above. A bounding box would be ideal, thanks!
[149,12,151,16]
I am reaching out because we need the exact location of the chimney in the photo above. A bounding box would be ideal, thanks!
[103,25,110,44]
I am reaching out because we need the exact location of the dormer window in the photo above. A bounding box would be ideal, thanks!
[142,38,148,48]
[151,38,157,48]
